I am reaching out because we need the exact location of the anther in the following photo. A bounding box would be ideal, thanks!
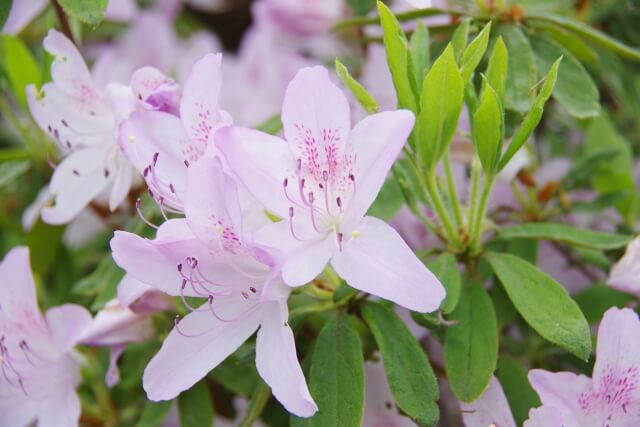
[184,160,190,167]
[153,152,159,166]
[249,287,257,293]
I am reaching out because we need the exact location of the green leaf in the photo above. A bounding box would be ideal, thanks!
[210,358,259,396]
[498,57,560,171]
[58,0,108,27]
[362,302,439,426]
[293,314,364,427]
[0,0,12,30]
[486,37,508,103]
[0,160,30,190]
[486,252,592,360]
[426,253,461,314]
[500,25,537,112]
[409,22,430,87]
[450,18,470,61]
[416,44,464,170]
[178,380,214,427]
[346,0,376,16]
[72,255,124,310]
[377,1,418,112]
[536,22,599,62]
[134,400,173,427]
[573,284,634,324]
[530,36,599,118]
[472,79,503,173]
[460,21,492,82]
[528,13,640,62]
[1,36,41,108]
[367,175,404,221]
[335,58,379,114]
[496,223,631,250]
[444,284,498,402]
[496,357,540,426]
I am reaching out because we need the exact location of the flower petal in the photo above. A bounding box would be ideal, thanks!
[181,53,224,152]
[592,307,640,402]
[42,147,113,224]
[185,155,243,249]
[43,29,95,94]
[0,247,39,322]
[80,300,153,346]
[45,304,92,353]
[256,300,317,417]
[528,369,593,426]
[331,217,445,312]
[459,376,516,427]
[109,160,133,211]
[217,126,293,217]
[524,406,564,427]
[282,66,350,159]
[345,110,415,223]
[282,236,335,287]
[143,301,262,401]
[36,384,82,427]
[119,110,191,209]
[117,274,155,307]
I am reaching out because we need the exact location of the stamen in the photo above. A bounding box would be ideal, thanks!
[135,198,159,229]
[174,315,211,338]
[336,197,343,213]
[337,232,344,252]
[308,192,321,233]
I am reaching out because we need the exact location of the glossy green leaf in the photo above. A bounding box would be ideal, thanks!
[58,0,108,27]
[409,22,430,87]
[536,22,599,62]
[426,253,461,314]
[472,79,503,173]
[496,357,540,426]
[134,400,173,427]
[496,223,631,250]
[378,1,418,112]
[367,176,404,221]
[460,21,492,82]
[362,302,439,425]
[178,380,214,427]
[486,37,508,102]
[500,25,537,112]
[346,0,376,16]
[486,252,592,360]
[444,284,498,402]
[450,18,470,61]
[531,36,599,118]
[1,36,41,108]
[335,58,379,114]
[0,0,11,29]
[528,13,640,62]
[295,314,364,427]
[416,44,464,170]
[499,57,560,171]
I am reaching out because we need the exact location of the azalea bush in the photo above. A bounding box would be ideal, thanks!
[1,0,640,426]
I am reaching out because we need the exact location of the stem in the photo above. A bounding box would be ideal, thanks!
[51,0,76,45]
[443,153,464,229]
[238,381,271,427]
[470,174,495,254]
[466,156,481,239]
[425,169,463,250]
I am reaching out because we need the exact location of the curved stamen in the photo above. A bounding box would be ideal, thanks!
[173,315,213,338]
[322,171,332,215]
[288,207,307,242]
[208,297,259,323]
[135,198,159,230]
[308,192,322,233]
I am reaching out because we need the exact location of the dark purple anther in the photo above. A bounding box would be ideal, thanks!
[153,152,159,165]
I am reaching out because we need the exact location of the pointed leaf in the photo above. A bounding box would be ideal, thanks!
[335,58,379,114]
[58,0,108,27]
[409,22,430,87]
[486,36,508,102]
[178,380,214,427]
[472,79,503,173]
[496,223,632,250]
[486,252,592,360]
[500,25,537,112]
[460,22,492,82]
[444,284,498,402]
[362,302,439,426]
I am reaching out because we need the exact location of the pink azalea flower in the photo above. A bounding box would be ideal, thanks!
[526,307,640,426]
[26,30,136,225]
[0,247,92,427]
[120,53,230,213]
[110,156,317,417]
[459,376,516,427]
[218,66,445,313]
[252,0,344,36]
[79,299,155,387]
[607,236,640,298]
